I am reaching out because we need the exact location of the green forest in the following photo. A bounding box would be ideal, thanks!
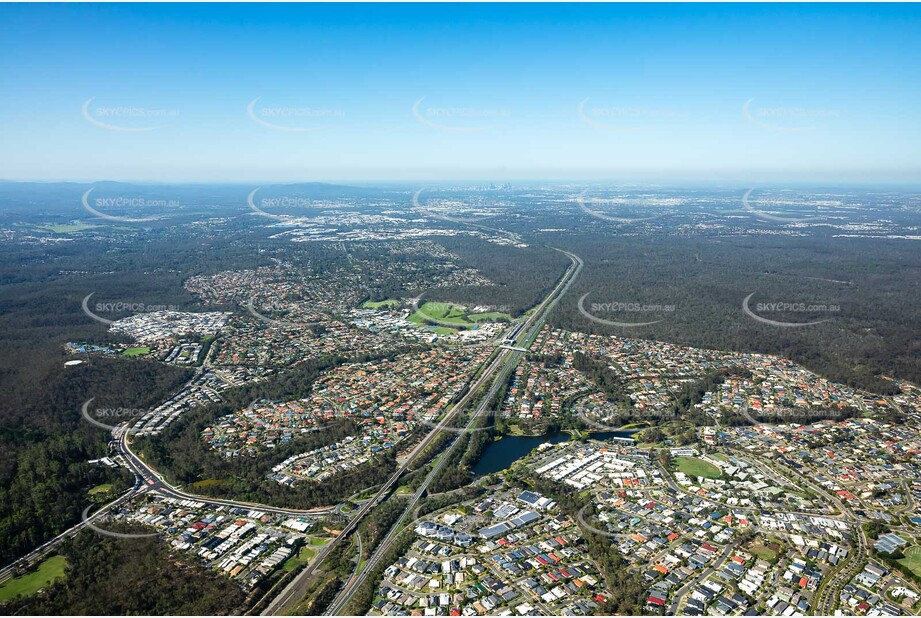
[0,529,245,614]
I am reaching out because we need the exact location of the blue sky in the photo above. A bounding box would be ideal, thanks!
[1,3,919,183]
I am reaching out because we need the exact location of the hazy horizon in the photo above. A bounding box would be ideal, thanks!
[2,3,920,183]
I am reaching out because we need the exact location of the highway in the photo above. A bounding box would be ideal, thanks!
[1,416,338,582]
[2,246,582,616]
[320,249,583,616]
[259,335,527,614]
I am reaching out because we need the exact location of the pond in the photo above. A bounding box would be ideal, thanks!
[471,429,639,476]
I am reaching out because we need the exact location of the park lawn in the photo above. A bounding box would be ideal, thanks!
[0,555,68,602]
[407,312,445,327]
[410,300,515,334]
[898,547,921,578]
[407,313,457,335]
[420,301,466,320]
[676,456,722,479]
[361,299,399,309]
[122,346,151,357]
[748,541,779,562]
[413,302,471,326]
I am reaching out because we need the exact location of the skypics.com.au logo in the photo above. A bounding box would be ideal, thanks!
[82,97,179,132]
[742,293,839,328]
[741,189,829,225]
[82,293,178,326]
[82,504,160,540]
[247,97,345,132]
[742,98,839,133]
[577,97,674,132]
[412,97,510,133]
[578,293,675,328]
[575,189,670,225]
[247,187,313,221]
[412,188,509,225]
[81,398,147,432]
[81,188,179,223]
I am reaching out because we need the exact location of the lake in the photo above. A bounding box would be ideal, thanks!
[471,429,639,476]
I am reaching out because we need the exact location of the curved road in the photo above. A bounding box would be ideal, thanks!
[1,413,337,582]
[2,246,583,616]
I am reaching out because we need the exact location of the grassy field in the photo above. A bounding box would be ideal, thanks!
[409,301,512,332]
[188,478,225,489]
[428,326,456,335]
[88,483,115,496]
[417,302,470,325]
[898,546,921,578]
[122,346,151,357]
[282,546,317,572]
[309,536,329,547]
[407,311,457,335]
[361,299,400,309]
[0,555,68,602]
[39,222,98,233]
[676,456,722,479]
[747,541,779,562]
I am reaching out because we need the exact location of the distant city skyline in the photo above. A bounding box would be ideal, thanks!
[1,3,919,183]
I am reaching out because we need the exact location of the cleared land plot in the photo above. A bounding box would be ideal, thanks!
[0,555,68,601]
[361,299,400,310]
[188,478,225,489]
[282,546,318,571]
[747,540,779,562]
[88,483,114,496]
[898,546,921,578]
[38,222,98,233]
[676,456,722,479]
[122,346,151,357]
